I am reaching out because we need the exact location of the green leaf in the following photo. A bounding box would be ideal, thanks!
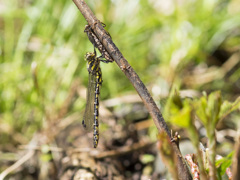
[195,95,208,126]
[196,91,222,127]
[169,101,191,128]
[216,151,233,176]
[219,96,240,121]
[164,89,192,128]
[207,91,222,126]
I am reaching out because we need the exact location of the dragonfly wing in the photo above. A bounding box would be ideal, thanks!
[82,72,96,131]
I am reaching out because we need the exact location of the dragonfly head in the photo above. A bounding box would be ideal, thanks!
[85,52,96,62]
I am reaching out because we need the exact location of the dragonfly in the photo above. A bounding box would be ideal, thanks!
[82,51,103,148]
[83,22,113,148]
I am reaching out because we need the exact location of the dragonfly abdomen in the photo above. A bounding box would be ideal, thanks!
[93,69,102,148]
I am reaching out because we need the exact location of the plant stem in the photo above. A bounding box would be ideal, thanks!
[207,130,217,180]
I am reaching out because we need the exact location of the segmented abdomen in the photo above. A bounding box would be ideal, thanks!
[82,52,102,148]
[93,70,102,148]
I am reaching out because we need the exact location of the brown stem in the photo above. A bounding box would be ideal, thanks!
[72,0,192,179]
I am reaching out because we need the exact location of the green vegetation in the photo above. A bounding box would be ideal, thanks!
[0,0,240,179]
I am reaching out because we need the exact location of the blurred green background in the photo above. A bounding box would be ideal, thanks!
[0,0,240,157]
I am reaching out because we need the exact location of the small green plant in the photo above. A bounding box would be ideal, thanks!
[164,90,240,179]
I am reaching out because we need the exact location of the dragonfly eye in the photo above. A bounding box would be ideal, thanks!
[85,52,96,61]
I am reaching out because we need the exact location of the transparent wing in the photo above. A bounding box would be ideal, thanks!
[82,73,96,131]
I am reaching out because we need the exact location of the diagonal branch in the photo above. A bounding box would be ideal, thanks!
[73,0,192,179]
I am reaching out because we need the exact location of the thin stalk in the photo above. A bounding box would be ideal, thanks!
[207,130,217,180]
